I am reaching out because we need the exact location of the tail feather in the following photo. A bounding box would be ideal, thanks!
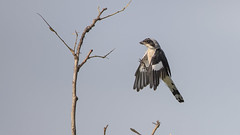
[162,76,184,103]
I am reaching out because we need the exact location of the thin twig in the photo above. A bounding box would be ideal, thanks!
[130,128,141,135]
[37,13,75,56]
[104,125,108,135]
[74,30,78,52]
[89,49,114,59]
[100,0,132,20]
[151,121,160,135]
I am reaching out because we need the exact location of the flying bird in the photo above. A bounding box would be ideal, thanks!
[133,38,184,103]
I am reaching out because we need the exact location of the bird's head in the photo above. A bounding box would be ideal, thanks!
[140,38,160,49]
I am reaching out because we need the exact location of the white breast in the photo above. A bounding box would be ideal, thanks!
[147,49,156,64]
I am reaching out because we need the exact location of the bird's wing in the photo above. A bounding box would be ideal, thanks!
[133,52,150,91]
[148,49,171,90]
[149,49,184,102]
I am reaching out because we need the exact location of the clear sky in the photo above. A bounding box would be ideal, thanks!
[1,0,240,135]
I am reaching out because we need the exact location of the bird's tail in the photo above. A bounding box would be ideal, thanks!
[162,76,184,103]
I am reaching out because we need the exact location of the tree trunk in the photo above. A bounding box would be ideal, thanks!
[71,58,79,135]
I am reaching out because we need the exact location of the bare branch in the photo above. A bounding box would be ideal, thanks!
[130,128,141,135]
[76,0,131,58]
[151,120,160,135]
[103,125,108,135]
[89,49,114,59]
[100,0,132,20]
[74,30,78,52]
[37,13,75,56]
[77,49,93,70]
[76,8,107,57]
[77,49,114,71]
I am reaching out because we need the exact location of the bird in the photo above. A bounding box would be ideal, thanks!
[133,38,184,103]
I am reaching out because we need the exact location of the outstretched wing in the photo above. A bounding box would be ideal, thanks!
[133,52,150,91]
[149,49,171,90]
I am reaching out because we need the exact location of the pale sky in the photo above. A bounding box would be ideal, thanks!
[1,0,240,135]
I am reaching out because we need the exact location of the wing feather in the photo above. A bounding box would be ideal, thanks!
[133,52,149,91]
[148,49,171,90]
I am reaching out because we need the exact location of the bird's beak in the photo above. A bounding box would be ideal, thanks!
[139,41,144,45]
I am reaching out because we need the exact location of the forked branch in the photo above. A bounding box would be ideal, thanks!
[89,49,115,59]
[77,49,114,71]
[151,121,160,135]
[76,0,132,57]
[37,0,131,58]
[77,49,93,70]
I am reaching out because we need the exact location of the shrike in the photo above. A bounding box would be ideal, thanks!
[133,38,184,103]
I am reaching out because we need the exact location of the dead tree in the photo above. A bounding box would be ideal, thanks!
[38,1,132,135]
